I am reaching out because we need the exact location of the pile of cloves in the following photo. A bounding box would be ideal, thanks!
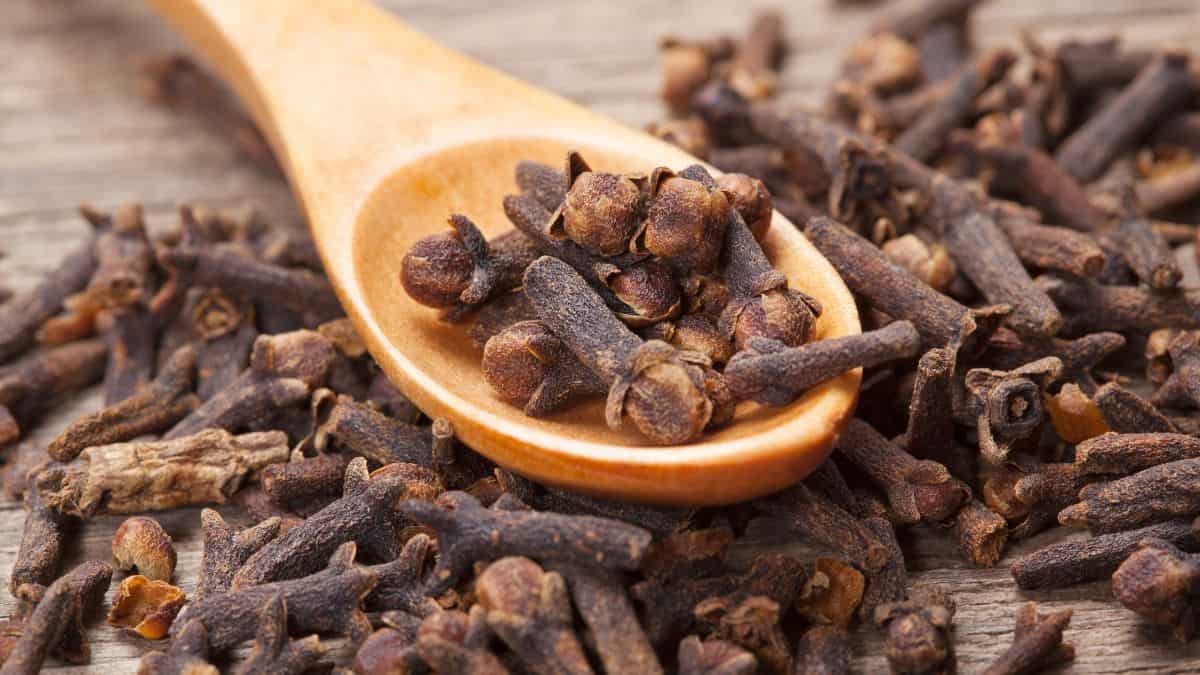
[4,0,1200,672]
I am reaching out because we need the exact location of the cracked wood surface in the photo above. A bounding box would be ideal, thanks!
[2,0,1199,672]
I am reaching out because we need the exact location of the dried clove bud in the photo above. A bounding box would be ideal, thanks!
[154,241,343,324]
[0,338,108,432]
[173,542,374,654]
[196,509,281,601]
[36,429,289,518]
[836,418,968,524]
[399,490,650,594]
[475,557,592,675]
[1059,457,1200,534]
[993,215,1105,278]
[400,215,539,318]
[954,499,1010,566]
[1094,382,1177,434]
[1,560,112,674]
[960,357,1061,465]
[1011,517,1199,590]
[678,635,757,675]
[1055,51,1196,182]
[1152,330,1200,410]
[634,166,731,273]
[99,306,158,405]
[0,233,97,365]
[262,450,352,506]
[482,320,608,416]
[806,216,1000,352]
[550,152,645,257]
[547,561,663,675]
[1112,537,1200,641]
[894,49,1017,162]
[9,487,73,602]
[716,172,773,241]
[726,321,920,406]
[136,618,217,675]
[364,533,438,615]
[874,586,957,675]
[1076,432,1200,476]
[231,594,327,675]
[50,344,199,462]
[107,575,186,640]
[232,459,439,587]
[720,208,820,350]
[1038,275,1200,335]
[695,595,791,674]
[981,602,1074,675]
[515,160,567,212]
[524,256,720,443]
[166,329,336,439]
[416,606,510,674]
[983,460,1090,539]
[754,484,890,573]
[113,516,177,582]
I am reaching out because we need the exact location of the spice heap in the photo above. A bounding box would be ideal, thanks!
[400,150,860,444]
[1,0,1199,672]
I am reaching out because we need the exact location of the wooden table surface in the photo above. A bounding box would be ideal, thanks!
[4,0,1200,672]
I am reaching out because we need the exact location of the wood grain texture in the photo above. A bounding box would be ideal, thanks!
[1,0,1199,672]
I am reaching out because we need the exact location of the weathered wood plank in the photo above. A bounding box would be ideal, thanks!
[1,0,1198,672]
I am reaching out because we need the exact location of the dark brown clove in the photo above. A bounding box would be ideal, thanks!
[960,357,1061,465]
[1039,275,1200,335]
[172,542,374,654]
[364,533,438,615]
[476,557,592,675]
[754,483,890,573]
[1011,517,1200,589]
[1152,330,1200,410]
[100,306,158,405]
[966,138,1106,232]
[400,490,650,594]
[36,429,289,518]
[983,460,1090,539]
[196,509,281,602]
[1095,381,1177,434]
[8,487,73,602]
[308,388,436,465]
[112,516,177,582]
[232,459,439,587]
[416,605,510,674]
[524,255,719,444]
[981,602,1074,675]
[230,594,327,675]
[0,338,107,432]
[874,586,956,675]
[515,160,567,212]
[1055,51,1196,182]
[836,418,968,524]
[716,172,773,241]
[166,329,336,439]
[547,561,664,675]
[993,215,1105,278]
[400,215,539,319]
[894,49,1017,162]
[719,209,820,350]
[1111,537,1200,641]
[1077,432,1200,476]
[1059,457,1200,534]
[262,450,351,506]
[695,595,790,674]
[0,232,97,365]
[482,320,608,416]
[50,344,198,462]
[0,560,112,674]
[805,216,999,352]
[154,242,342,324]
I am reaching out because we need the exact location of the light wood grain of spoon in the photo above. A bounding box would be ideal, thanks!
[147,0,862,505]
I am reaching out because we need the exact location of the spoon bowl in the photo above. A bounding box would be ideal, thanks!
[150,0,862,505]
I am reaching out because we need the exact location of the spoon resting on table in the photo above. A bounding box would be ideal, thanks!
[147,0,861,506]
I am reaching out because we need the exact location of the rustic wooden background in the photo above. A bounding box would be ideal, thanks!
[4,0,1200,672]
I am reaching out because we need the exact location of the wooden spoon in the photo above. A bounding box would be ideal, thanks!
[148,0,861,505]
